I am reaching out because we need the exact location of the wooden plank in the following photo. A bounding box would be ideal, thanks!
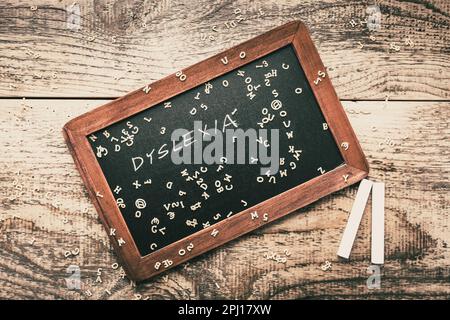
[0,0,449,100]
[0,99,448,299]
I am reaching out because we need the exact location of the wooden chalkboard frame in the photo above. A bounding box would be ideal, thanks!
[63,21,369,281]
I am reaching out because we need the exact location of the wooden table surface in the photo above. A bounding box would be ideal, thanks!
[0,0,448,300]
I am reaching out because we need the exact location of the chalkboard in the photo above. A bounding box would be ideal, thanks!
[63,21,369,281]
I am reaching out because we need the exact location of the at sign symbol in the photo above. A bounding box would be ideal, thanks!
[271,99,282,110]
[135,198,147,209]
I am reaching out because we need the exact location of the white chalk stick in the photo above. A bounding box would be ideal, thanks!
[337,179,373,259]
[371,182,385,264]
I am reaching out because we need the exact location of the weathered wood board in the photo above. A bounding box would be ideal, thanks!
[0,0,449,100]
[0,99,448,299]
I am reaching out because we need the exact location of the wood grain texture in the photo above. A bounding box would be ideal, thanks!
[0,99,448,299]
[0,0,449,99]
